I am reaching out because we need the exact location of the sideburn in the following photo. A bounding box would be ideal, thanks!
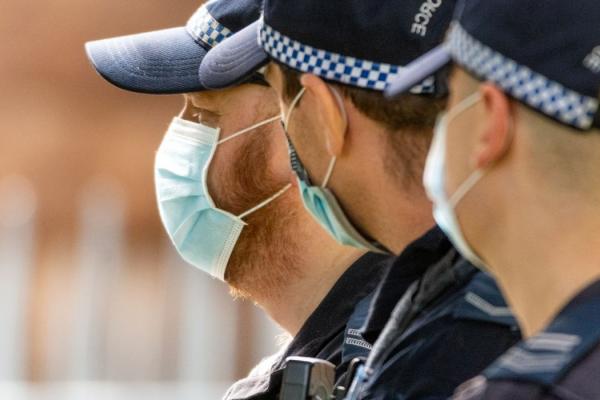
[220,123,304,302]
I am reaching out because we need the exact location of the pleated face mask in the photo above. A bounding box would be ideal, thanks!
[154,116,290,280]
[424,92,487,268]
[282,88,387,254]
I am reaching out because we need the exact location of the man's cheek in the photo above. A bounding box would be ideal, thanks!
[269,135,295,185]
[205,146,235,207]
[288,169,300,188]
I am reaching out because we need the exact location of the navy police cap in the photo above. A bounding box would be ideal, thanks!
[200,0,457,94]
[85,0,262,94]
[387,0,600,131]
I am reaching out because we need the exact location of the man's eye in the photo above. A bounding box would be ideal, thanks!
[193,109,221,127]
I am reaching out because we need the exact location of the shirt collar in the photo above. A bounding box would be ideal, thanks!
[485,279,600,385]
[361,226,453,342]
[280,252,390,362]
[223,253,390,400]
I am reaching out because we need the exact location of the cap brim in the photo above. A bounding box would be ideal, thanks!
[199,20,268,90]
[385,44,451,98]
[85,27,208,94]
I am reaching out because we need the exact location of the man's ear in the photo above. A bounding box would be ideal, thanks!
[300,74,348,157]
[471,83,514,169]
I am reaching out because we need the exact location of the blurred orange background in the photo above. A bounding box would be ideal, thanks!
[0,0,280,396]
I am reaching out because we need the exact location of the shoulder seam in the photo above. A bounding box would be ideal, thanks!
[465,292,512,317]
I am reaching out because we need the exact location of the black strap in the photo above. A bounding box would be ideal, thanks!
[342,250,474,400]
[363,249,474,375]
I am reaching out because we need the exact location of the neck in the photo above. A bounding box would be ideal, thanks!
[376,185,434,254]
[337,110,435,254]
[259,235,365,336]
[488,193,600,337]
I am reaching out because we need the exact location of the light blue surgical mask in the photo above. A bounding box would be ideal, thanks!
[282,88,387,254]
[423,92,486,267]
[155,116,290,280]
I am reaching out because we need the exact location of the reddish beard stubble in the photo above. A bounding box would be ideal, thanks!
[209,120,304,303]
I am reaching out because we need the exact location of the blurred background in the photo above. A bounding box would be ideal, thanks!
[0,0,282,398]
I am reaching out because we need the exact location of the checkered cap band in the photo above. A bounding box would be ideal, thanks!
[186,4,233,49]
[449,24,599,130]
[258,21,435,93]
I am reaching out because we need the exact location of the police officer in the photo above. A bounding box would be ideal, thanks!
[199,0,521,398]
[389,0,600,398]
[85,1,390,398]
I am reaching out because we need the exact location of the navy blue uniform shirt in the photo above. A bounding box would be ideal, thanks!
[223,252,390,400]
[453,279,600,400]
[344,227,521,400]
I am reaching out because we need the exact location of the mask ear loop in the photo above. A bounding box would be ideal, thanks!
[206,114,285,221]
[448,170,484,208]
[447,92,482,122]
[322,158,337,187]
[217,115,281,145]
[283,87,306,129]
[236,87,308,220]
[446,92,486,208]
[321,86,348,188]
[238,183,292,220]
[450,103,516,209]
[329,86,348,126]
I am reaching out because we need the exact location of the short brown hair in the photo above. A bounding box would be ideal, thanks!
[279,64,446,187]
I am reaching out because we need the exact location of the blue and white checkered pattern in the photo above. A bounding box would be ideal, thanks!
[258,21,435,94]
[186,4,232,49]
[449,24,599,130]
